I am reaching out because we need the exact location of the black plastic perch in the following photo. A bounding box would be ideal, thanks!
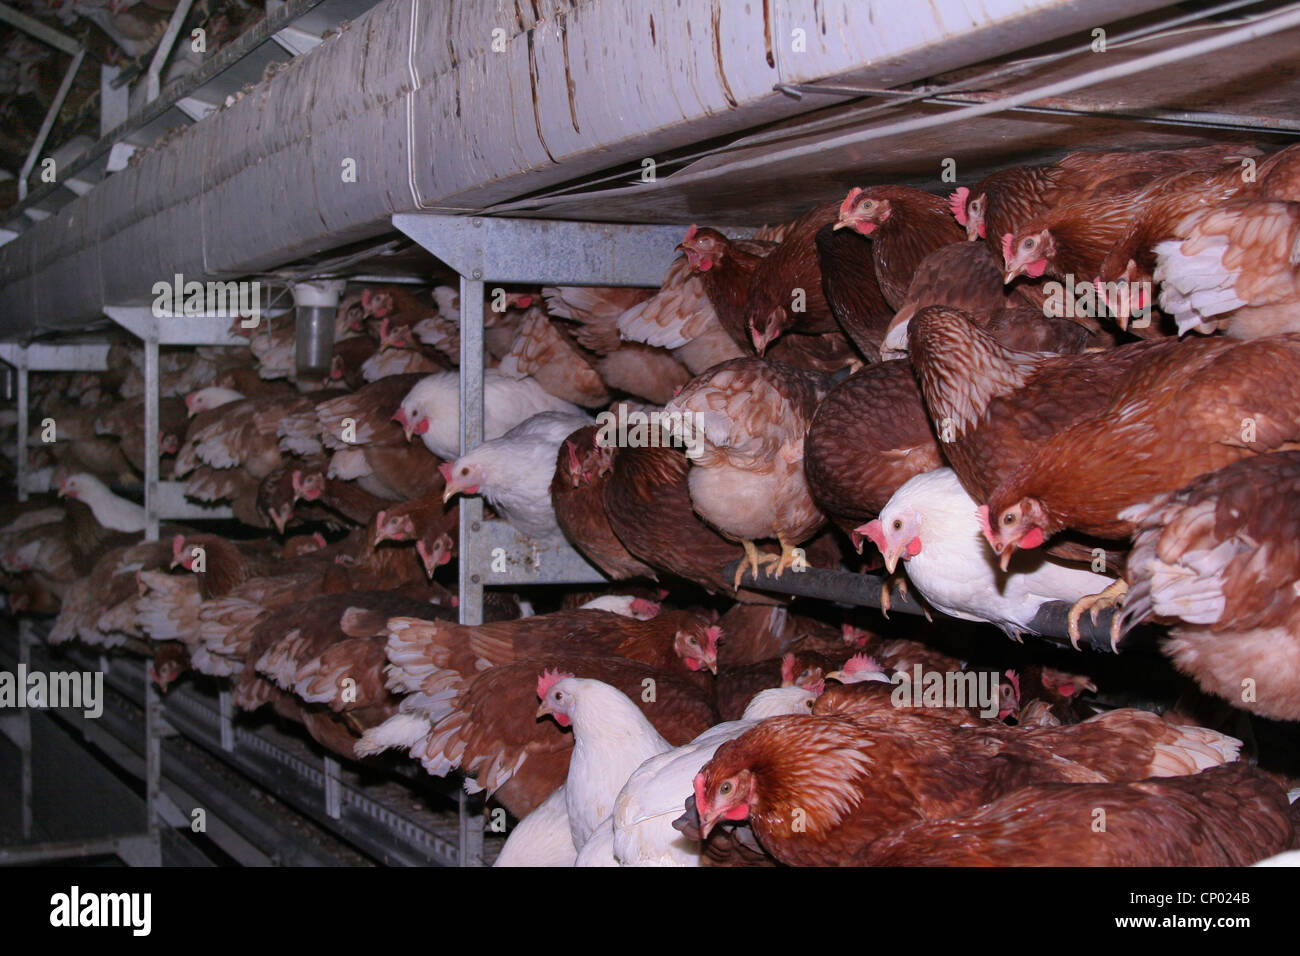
[724,562,1148,656]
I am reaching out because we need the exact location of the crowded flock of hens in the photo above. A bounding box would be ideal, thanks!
[5,141,1300,866]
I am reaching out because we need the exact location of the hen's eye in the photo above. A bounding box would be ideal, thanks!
[688,637,699,647]
[553,692,562,701]
[1022,238,1036,250]
[461,468,469,475]
[719,782,733,796]
[892,519,902,531]
[1003,513,1017,525]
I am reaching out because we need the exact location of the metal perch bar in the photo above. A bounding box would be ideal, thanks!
[724,562,1145,656]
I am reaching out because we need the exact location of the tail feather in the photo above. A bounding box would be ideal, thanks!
[1148,724,1242,777]
[255,628,309,688]
[355,712,431,758]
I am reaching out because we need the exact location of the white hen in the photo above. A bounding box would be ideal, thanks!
[536,672,672,852]
[441,411,593,544]
[859,468,1116,640]
[493,787,578,867]
[58,473,146,533]
[396,369,583,460]
[608,685,816,867]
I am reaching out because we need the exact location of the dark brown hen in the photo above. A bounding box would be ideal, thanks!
[835,185,966,309]
[1122,451,1300,721]
[551,425,657,581]
[857,763,1293,866]
[803,360,942,542]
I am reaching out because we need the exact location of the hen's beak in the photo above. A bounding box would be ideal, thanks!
[393,408,415,442]
[832,215,857,232]
[998,542,1016,573]
[535,702,553,720]
[441,462,478,503]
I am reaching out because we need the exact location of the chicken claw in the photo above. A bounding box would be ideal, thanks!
[768,536,803,580]
[880,573,925,619]
[1066,580,1129,652]
[735,541,770,589]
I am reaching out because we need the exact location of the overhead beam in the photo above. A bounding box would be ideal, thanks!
[0,2,80,56]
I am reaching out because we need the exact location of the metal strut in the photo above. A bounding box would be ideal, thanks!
[393,213,703,864]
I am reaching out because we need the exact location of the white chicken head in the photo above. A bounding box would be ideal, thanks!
[57,472,104,502]
[392,402,430,442]
[185,386,244,417]
[440,459,485,502]
[856,505,923,575]
[535,670,579,727]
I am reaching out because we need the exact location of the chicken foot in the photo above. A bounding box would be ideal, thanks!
[1067,579,1129,652]
[879,574,931,622]
[735,540,780,590]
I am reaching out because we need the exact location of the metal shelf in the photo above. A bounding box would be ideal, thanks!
[1,622,498,866]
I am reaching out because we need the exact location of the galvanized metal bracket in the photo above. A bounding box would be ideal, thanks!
[0,341,112,500]
[393,214,687,288]
[394,213,693,864]
[103,306,241,524]
[392,214,673,604]
[103,306,253,347]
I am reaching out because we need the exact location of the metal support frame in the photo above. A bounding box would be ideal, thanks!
[393,213,692,864]
[144,0,197,106]
[0,343,111,498]
[18,48,86,202]
[3,345,28,502]
[217,688,235,752]
[323,755,342,820]
[0,302,263,864]
[100,65,130,138]
[0,3,80,56]
[104,306,251,522]
[1,620,38,839]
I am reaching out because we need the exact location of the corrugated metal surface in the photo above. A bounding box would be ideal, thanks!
[0,0,1179,337]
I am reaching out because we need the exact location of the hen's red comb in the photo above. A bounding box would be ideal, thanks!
[1004,669,1021,700]
[838,187,864,220]
[361,288,372,307]
[1000,233,1015,267]
[438,461,454,484]
[536,668,575,701]
[171,534,186,560]
[845,653,882,674]
[312,532,326,548]
[806,680,825,697]
[948,186,970,225]
[705,625,723,651]
[855,519,887,555]
[693,772,709,816]
[683,224,698,243]
[977,505,995,546]
[780,652,795,685]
